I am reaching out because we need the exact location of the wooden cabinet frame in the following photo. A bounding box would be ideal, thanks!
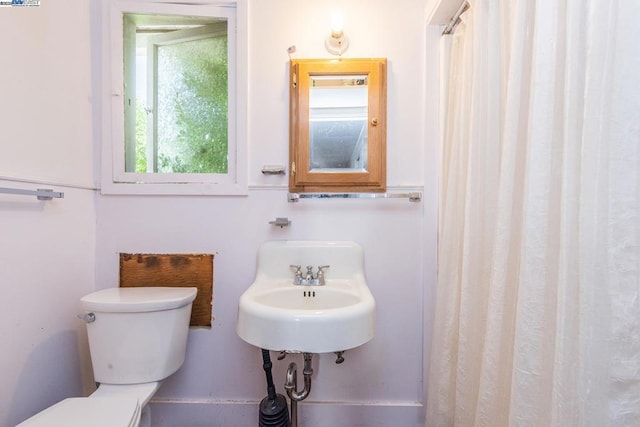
[289,58,387,192]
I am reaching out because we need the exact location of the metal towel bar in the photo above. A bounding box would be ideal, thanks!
[0,187,64,200]
[288,192,422,202]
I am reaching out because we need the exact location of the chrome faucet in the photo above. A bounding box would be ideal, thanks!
[305,266,314,281]
[289,265,329,286]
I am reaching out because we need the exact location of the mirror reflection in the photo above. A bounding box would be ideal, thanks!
[309,75,368,171]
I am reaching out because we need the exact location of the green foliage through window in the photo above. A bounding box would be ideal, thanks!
[156,35,228,174]
[124,15,228,175]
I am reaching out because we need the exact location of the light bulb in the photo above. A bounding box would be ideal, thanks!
[331,12,344,38]
[326,11,349,55]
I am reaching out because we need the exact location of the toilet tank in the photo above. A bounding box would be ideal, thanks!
[80,287,198,384]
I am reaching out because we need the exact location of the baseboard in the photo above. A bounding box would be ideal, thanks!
[149,399,425,427]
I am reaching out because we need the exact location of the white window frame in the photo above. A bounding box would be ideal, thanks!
[99,0,247,195]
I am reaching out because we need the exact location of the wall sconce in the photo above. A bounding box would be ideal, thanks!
[325,12,349,56]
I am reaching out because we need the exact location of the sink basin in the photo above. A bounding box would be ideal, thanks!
[236,241,376,353]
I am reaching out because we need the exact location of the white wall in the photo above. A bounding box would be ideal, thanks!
[0,0,437,425]
[94,0,434,425]
[249,0,426,188]
[0,3,97,426]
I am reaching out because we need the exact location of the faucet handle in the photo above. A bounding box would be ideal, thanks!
[316,265,330,284]
[289,265,302,278]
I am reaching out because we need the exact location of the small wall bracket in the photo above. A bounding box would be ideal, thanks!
[261,165,286,175]
[269,217,291,228]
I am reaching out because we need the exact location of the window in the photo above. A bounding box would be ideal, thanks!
[100,1,247,195]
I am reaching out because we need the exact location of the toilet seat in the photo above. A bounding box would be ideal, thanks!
[17,382,160,427]
[16,397,141,427]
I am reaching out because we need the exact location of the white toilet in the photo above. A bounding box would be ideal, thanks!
[17,286,198,427]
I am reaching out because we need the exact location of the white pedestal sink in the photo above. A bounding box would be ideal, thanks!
[236,241,376,353]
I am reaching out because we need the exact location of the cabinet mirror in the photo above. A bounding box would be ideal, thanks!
[289,58,387,192]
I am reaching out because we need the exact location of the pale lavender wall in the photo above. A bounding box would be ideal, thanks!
[0,0,436,426]
[95,0,433,425]
[0,2,97,426]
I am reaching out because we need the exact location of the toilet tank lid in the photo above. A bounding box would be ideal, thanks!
[80,287,197,313]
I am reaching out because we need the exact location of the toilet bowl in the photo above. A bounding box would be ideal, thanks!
[17,287,197,427]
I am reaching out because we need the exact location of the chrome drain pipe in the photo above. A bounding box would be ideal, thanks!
[284,353,313,427]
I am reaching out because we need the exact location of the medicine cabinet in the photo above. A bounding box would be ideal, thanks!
[289,58,387,192]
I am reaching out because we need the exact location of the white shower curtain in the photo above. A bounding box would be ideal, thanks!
[427,1,640,426]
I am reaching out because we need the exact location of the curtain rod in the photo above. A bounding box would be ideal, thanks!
[442,1,470,35]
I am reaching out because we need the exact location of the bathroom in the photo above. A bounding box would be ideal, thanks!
[1,0,638,426]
